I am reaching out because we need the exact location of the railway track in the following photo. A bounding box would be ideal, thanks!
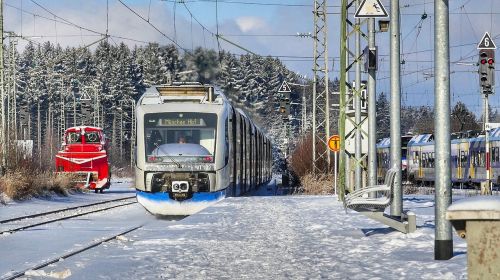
[0,196,137,235]
[1,225,142,280]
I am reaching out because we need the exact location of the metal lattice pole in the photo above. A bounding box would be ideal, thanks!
[60,77,65,141]
[339,0,369,198]
[11,38,17,142]
[0,0,5,169]
[312,0,330,174]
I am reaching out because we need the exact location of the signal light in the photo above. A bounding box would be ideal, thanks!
[479,49,495,93]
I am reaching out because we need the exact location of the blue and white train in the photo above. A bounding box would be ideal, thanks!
[134,83,273,216]
[376,135,413,181]
[377,129,500,187]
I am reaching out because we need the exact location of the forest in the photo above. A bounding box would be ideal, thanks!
[2,40,490,174]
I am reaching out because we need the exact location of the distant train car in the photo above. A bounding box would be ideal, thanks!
[407,134,435,183]
[376,135,413,182]
[55,126,111,193]
[134,83,272,216]
[406,129,500,187]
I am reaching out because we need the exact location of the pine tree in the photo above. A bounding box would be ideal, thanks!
[376,92,390,139]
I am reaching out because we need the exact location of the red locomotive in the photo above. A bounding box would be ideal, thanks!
[55,126,111,193]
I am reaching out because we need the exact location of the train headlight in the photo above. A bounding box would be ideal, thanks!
[171,181,189,193]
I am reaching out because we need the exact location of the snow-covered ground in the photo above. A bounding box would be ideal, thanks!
[0,178,135,221]
[0,178,475,279]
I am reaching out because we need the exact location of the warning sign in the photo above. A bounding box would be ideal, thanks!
[478,32,497,50]
[354,0,389,18]
[278,81,291,93]
[328,135,341,152]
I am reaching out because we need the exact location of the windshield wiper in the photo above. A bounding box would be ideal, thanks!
[153,143,182,168]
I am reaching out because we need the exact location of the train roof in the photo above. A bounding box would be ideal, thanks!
[405,128,500,145]
[65,126,103,132]
[407,134,434,146]
[376,135,414,148]
[489,127,500,138]
[376,138,391,148]
[138,83,225,105]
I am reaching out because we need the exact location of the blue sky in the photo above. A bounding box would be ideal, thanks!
[3,0,500,117]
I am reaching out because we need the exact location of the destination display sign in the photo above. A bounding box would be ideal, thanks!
[158,118,206,127]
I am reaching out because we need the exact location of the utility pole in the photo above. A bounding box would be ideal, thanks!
[130,98,136,168]
[37,100,41,167]
[60,77,65,142]
[10,37,17,142]
[0,0,6,170]
[354,0,362,191]
[120,107,123,162]
[312,0,330,174]
[434,0,453,260]
[390,0,402,218]
[367,18,377,189]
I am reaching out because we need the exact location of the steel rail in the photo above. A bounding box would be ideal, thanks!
[0,200,137,235]
[0,196,136,224]
[1,225,142,280]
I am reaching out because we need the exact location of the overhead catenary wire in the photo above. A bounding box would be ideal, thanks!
[5,2,159,46]
[160,0,340,8]
[181,1,256,56]
[116,0,188,52]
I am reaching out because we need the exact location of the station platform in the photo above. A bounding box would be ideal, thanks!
[37,192,468,279]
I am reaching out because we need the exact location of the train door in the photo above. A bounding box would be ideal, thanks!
[236,114,242,196]
[230,108,237,196]
[249,126,254,191]
[458,141,469,183]
[455,146,462,182]
[491,145,500,185]
[417,147,423,180]
[242,119,248,193]
[246,119,251,193]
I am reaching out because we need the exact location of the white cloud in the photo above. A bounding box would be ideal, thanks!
[235,17,266,33]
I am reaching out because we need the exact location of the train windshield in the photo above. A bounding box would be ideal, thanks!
[66,131,101,144]
[144,112,217,163]
[67,132,82,144]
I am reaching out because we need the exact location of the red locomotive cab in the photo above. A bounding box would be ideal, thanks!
[55,126,111,193]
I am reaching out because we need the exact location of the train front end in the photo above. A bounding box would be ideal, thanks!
[135,84,230,216]
[55,126,111,193]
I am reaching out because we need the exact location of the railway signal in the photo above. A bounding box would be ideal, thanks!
[278,81,291,120]
[479,49,495,94]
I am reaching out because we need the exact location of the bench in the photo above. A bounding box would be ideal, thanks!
[344,166,416,234]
